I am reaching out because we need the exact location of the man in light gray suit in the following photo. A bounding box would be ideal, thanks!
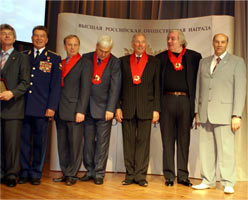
[193,33,246,194]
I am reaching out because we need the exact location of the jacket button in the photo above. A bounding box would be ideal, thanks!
[30,82,33,85]
[31,74,34,77]
[32,67,36,70]
[29,90,32,94]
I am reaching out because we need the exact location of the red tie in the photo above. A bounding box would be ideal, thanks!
[0,52,7,69]
[212,57,221,73]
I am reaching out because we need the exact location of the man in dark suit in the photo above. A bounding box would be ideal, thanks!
[53,35,92,186]
[115,33,160,187]
[156,30,202,187]
[0,24,30,187]
[18,26,61,185]
[80,35,121,185]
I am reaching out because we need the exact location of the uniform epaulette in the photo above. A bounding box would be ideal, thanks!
[48,50,60,56]
[22,50,31,55]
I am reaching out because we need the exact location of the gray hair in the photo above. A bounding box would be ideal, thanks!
[97,35,113,48]
[132,33,147,42]
[0,24,16,39]
[168,29,187,47]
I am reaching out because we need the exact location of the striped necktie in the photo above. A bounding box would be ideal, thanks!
[0,52,7,69]
[212,57,221,74]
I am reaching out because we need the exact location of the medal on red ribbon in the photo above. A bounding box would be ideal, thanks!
[130,51,148,84]
[168,48,186,71]
[61,53,81,87]
[92,51,110,85]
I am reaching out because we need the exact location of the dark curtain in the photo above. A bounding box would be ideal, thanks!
[43,0,234,51]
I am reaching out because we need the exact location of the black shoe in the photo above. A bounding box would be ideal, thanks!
[165,179,174,186]
[177,179,192,186]
[122,179,133,185]
[65,177,77,186]
[53,176,66,182]
[80,175,93,182]
[0,178,5,184]
[18,177,29,184]
[138,180,148,187]
[30,178,40,185]
[94,178,103,185]
[5,179,16,187]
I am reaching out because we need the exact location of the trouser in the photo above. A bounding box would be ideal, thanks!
[1,119,22,180]
[56,117,84,178]
[83,115,112,179]
[160,94,191,180]
[199,121,235,187]
[122,117,152,182]
[19,116,48,179]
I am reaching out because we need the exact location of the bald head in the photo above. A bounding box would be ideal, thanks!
[212,33,229,56]
[213,33,229,43]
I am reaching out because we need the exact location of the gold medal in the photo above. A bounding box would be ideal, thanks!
[175,63,181,69]
[94,75,100,81]
[133,75,140,81]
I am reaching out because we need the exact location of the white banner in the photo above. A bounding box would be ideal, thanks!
[52,13,234,178]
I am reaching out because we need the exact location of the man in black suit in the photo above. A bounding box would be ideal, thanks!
[53,35,92,186]
[115,33,160,187]
[80,35,121,185]
[156,30,202,187]
[0,24,30,187]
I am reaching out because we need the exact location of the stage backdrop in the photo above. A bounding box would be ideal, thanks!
[51,13,234,179]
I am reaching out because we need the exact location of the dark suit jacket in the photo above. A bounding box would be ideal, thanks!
[83,52,121,119]
[118,55,160,120]
[1,49,30,119]
[24,48,61,117]
[156,49,202,120]
[58,57,92,122]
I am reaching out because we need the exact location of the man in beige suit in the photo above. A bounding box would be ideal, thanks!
[193,33,246,194]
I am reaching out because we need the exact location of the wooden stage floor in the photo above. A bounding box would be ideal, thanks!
[1,168,247,199]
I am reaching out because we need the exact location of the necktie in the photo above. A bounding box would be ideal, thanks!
[212,57,221,74]
[65,57,71,65]
[97,57,101,65]
[136,56,141,63]
[35,50,40,60]
[0,52,7,69]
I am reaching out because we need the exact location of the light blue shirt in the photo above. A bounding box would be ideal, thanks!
[0,47,14,64]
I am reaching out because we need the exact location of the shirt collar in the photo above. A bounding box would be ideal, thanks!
[1,47,14,55]
[135,53,142,58]
[34,47,45,55]
[214,51,227,60]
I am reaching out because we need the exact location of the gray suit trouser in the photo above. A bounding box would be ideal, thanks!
[56,118,84,178]
[83,116,112,179]
[199,121,235,187]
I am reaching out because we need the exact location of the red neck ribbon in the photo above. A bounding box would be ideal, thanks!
[92,51,110,85]
[130,51,148,84]
[168,48,186,71]
[61,53,81,87]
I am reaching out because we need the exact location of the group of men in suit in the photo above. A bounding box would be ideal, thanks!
[0,23,246,194]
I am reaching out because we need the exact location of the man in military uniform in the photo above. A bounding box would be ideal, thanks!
[18,26,61,185]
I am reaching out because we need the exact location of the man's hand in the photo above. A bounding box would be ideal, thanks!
[75,113,85,123]
[194,113,200,129]
[0,91,14,101]
[231,117,241,132]
[152,111,159,123]
[115,108,123,123]
[105,111,114,121]
[45,108,55,120]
